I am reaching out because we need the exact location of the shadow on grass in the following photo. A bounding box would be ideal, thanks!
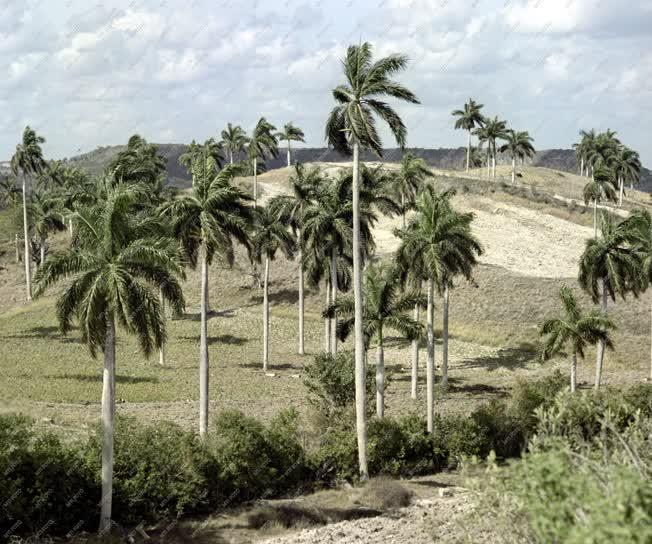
[444,377,509,397]
[411,479,454,489]
[1,325,82,344]
[146,525,229,544]
[44,373,158,384]
[238,362,298,370]
[249,288,298,305]
[181,305,257,321]
[458,343,537,372]
[246,503,383,530]
[179,334,249,346]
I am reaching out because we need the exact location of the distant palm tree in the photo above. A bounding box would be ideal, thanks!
[579,212,642,388]
[110,134,167,187]
[585,130,620,176]
[612,146,641,207]
[248,117,278,206]
[252,206,296,370]
[326,262,424,417]
[221,123,248,165]
[390,152,434,228]
[29,191,66,267]
[11,126,48,301]
[452,99,485,172]
[573,129,597,176]
[499,130,535,184]
[34,183,185,535]
[541,286,615,392]
[269,163,322,354]
[325,42,418,478]
[163,157,252,436]
[276,122,306,167]
[583,165,618,236]
[478,117,508,179]
[180,138,225,173]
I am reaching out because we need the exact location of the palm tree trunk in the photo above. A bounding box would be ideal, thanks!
[411,298,420,399]
[466,129,471,172]
[199,245,209,436]
[580,157,584,176]
[492,148,496,180]
[68,218,73,238]
[426,277,435,433]
[263,256,270,370]
[230,150,234,165]
[324,280,331,352]
[159,289,166,366]
[330,246,338,356]
[593,199,598,237]
[298,236,305,355]
[15,233,20,263]
[352,142,368,479]
[39,235,45,268]
[287,140,291,167]
[594,277,608,389]
[21,174,32,301]
[486,149,490,177]
[442,282,449,390]
[511,156,516,184]
[253,157,258,208]
[570,352,577,392]
[618,176,624,207]
[376,330,385,418]
[99,315,116,534]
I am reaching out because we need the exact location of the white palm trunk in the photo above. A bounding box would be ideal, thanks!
[39,235,45,268]
[324,280,331,353]
[15,233,20,263]
[410,300,420,399]
[511,156,516,184]
[594,278,608,389]
[230,150,234,165]
[466,129,471,172]
[442,282,449,389]
[352,142,368,478]
[298,237,305,355]
[376,334,385,418]
[159,289,166,366]
[618,176,624,207]
[330,247,338,356]
[199,246,209,436]
[99,316,116,535]
[486,149,491,177]
[21,174,32,301]
[253,157,258,207]
[571,352,577,393]
[263,256,270,370]
[492,152,496,180]
[68,218,73,238]
[426,278,435,433]
[401,192,406,229]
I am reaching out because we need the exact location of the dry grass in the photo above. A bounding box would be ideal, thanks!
[358,477,414,510]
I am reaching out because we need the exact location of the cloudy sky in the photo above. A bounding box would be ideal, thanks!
[1,0,651,164]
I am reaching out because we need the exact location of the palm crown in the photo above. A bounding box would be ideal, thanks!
[499,130,535,161]
[252,205,296,263]
[276,122,305,145]
[452,99,485,131]
[11,126,47,178]
[248,117,278,161]
[221,123,248,164]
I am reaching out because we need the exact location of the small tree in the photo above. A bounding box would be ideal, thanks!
[583,166,618,236]
[499,129,535,184]
[452,99,485,171]
[29,191,66,267]
[276,122,305,167]
[221,123,248,165]
[248,117,278,207]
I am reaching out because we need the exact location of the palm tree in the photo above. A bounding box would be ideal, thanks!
[326,262,424,417]
[180,138,225,173]
[11,126,48,301]
[221,123,248,165]
[541,286,615,392]
[395,188,481,427]
[34,183,185,534]
[585,130,620,177]
[573,129,596,176]
[390,152,434,228]
[110,134,167,187]
[452,99,485,172]
[583,165,618,236]
[248,117,278,206]
[269,163,322,354]
[29,191,66,267]
[478,117,508,179]
[499,130,535,184]
[252,206,296,370]
[612,146,641,207]
[579,212,642,388]
[276,122,306,167]
[325,42,419,478]
[163,156,252,436]
[1,176,22,262]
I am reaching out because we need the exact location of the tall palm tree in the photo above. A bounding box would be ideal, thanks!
[579,212,642,388]
[573,129,597,176]
[110,134,167,187]
[252,206,296,370]
[221,123,248,165]
[11,126,48,301]
[326,262,424,417]
[452,99,485,172]
[29,191,66,267]
[583,165,618,236]
[248,117,278,206]
[163,157,252,436]
[390,152,434,228]
[34,183,185,534]
[478,117,508,179]
[541,286,615,392]
[276,122,306,167]
[612,146,641,207]
[179,138,225,173]
[269,163,322,354]
[325,42,419,478]
[499,130,535,184]
[585,130,620,176]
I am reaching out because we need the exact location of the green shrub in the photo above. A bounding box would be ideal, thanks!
[359,477,413,510]
[435,414,491,466]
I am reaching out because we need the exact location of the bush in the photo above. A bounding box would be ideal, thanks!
[359,477,413,510]
[435,414,491,466]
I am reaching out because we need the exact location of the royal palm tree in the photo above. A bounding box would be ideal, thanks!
[34,183,185,535]
[583,165,618,236]
[221,123,248,165]
[452,99,485,171]
[269,163,322,354]
[11,126,48,301]
[248,117,278,206]
[29,191,66,267]
[325,42,418,477]
[110,134,167,187]
[276,122,306,167]
[541,286,615,392]
[612,146,641,207]
[163,156,252,436]
[573,129,597,176]
[499,130,535,184]
[579,212,642,388]
[585,130,620,176]
[252,206,296,370]
[179,138,225,173]
[326,262,424,417]
[478,117,508,179]
[390,152,434,228]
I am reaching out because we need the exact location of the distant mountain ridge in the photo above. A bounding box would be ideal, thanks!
[3,145,651,192]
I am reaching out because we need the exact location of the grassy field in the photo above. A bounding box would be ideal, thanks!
[0,164,650,437]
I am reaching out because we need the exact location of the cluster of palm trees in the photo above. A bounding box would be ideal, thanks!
[452,99,536,183]
[574,129,642,222]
